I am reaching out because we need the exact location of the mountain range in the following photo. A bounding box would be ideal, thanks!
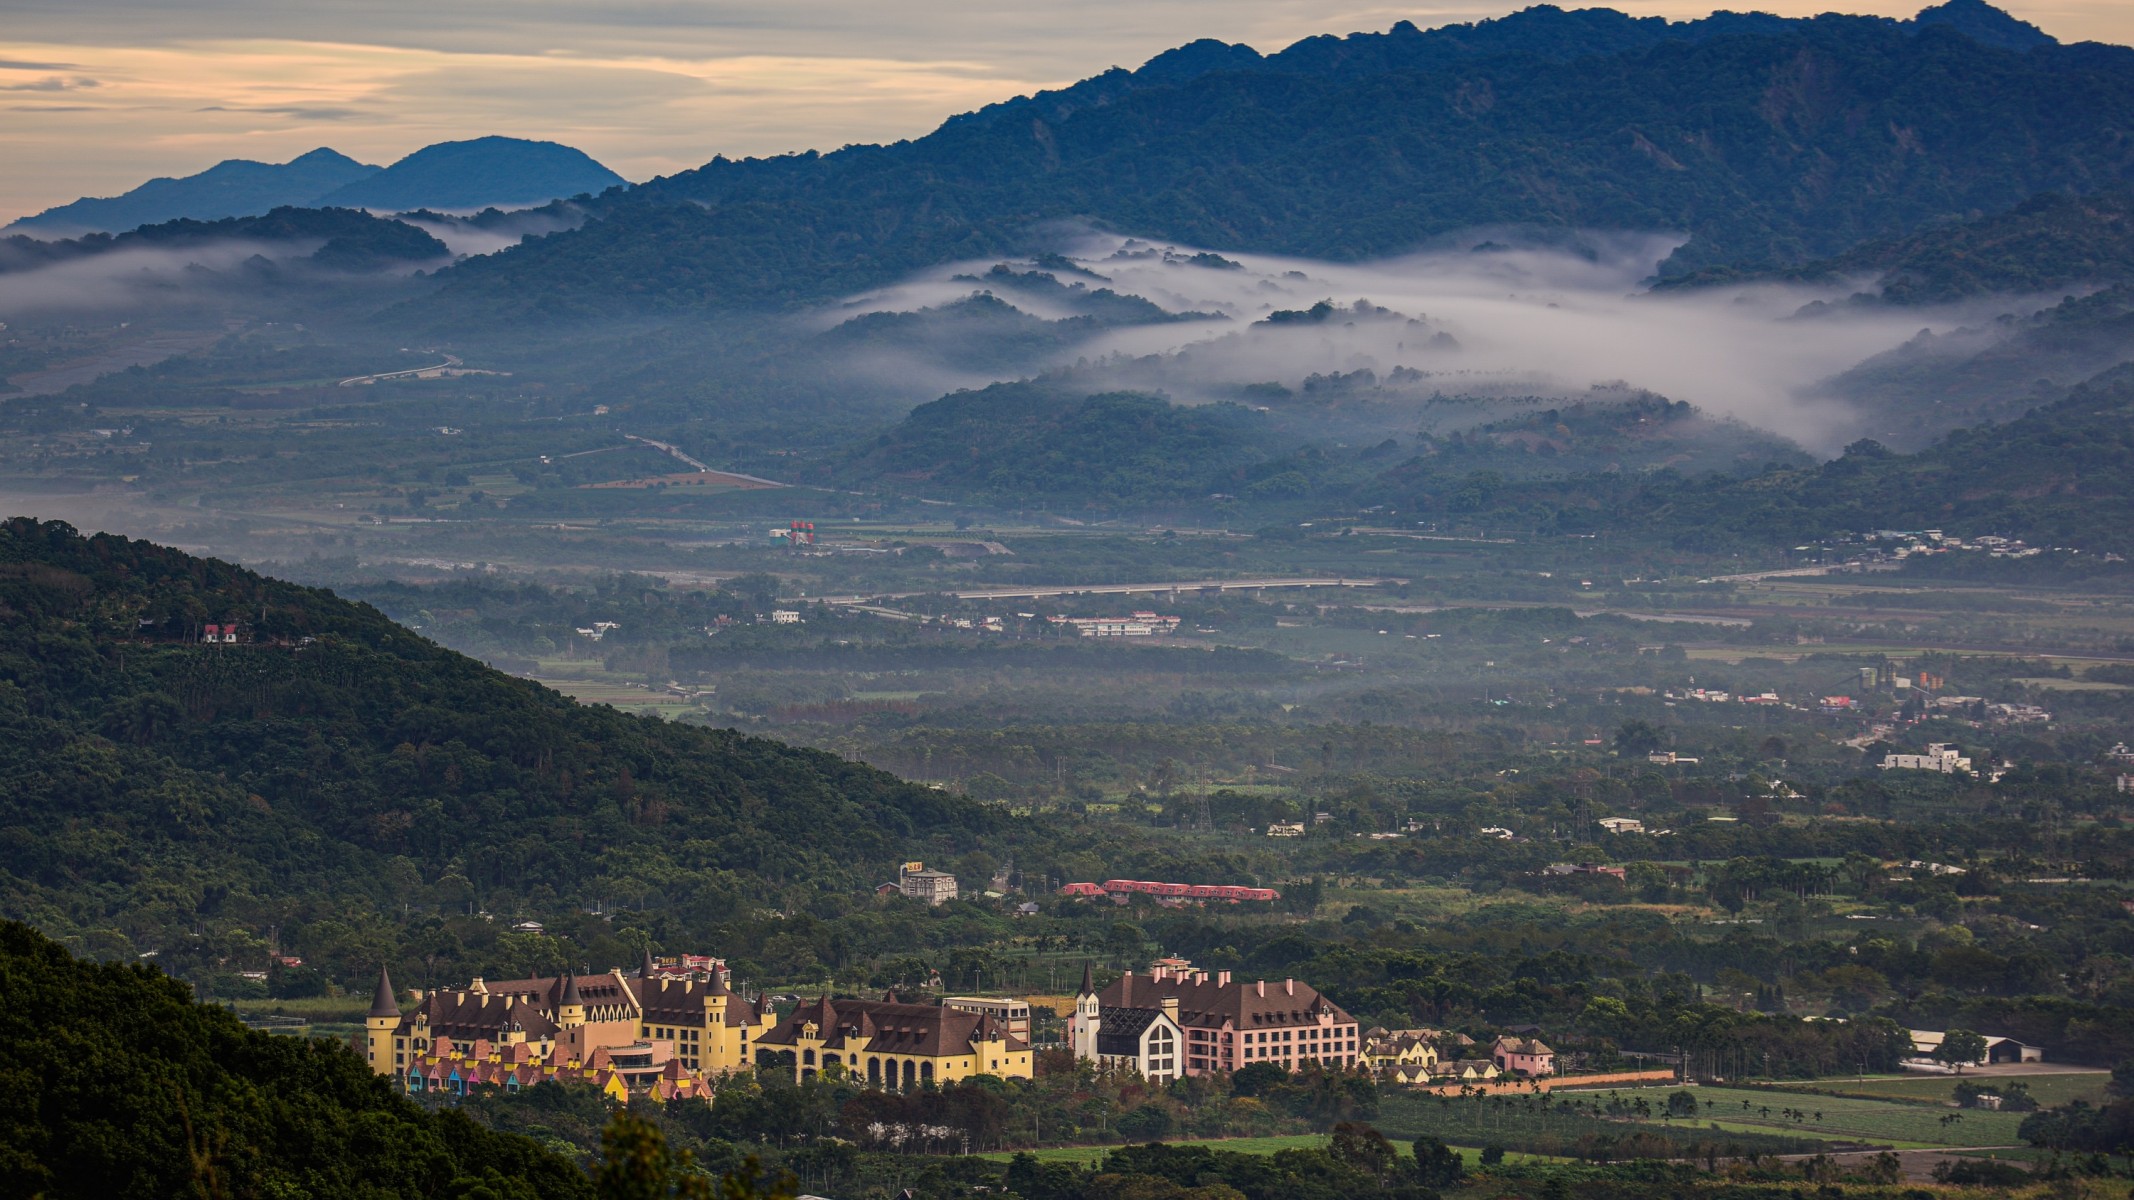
[418,0,2133,322]
[9,137,625,235]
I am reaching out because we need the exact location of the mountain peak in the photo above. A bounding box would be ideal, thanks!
[1136,38,1264,82]
[1912,0,2056,49]
[286,147,372,169]
[314,137,627,212]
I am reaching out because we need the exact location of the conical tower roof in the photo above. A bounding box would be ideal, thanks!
[560,971,583,1007]
[369,965,399,1018]
[1078,960,1095,997]
[640,947,657,979]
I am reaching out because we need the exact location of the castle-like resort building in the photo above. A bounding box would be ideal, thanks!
[361,953,1034,1100]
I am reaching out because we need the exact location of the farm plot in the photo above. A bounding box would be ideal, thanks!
[1768,1072,2108,1110]
[1619,1085,2028,1147]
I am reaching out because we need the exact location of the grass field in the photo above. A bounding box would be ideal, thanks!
[534,678,706,715]
[225,996,370,1021]
[1767,1072,2109,1109]
[975,1136,1558,1167]
[1610,1085,2028,1147]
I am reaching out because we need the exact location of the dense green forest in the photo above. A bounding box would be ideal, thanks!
[0,517,1014,974]
[0,919,592,1200]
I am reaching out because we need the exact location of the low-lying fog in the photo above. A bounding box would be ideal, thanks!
[828,230,2041,454]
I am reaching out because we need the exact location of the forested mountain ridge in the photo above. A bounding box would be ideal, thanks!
[943,0,2053,133]
[0,920,592,1199]
[0,206,450,275]
[1649,362,2134,550]
[1377,363,2134,552]
[0,518,1002,965]
[419,4,2134,322]
[1664,187,2134,301]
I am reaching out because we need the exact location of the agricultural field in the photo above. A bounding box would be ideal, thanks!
[1770,1072,2112,1109]
[977,1136,1561,1167]
[1608,1085,2030,1148]
[531,677,708,716]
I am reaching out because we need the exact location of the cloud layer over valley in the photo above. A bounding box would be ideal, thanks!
[823,231,2026,455]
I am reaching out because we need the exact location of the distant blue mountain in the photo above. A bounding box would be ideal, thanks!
[10,136,628,235]
[11,148,379,235]
[314,137,627,211]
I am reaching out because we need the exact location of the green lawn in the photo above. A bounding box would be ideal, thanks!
[1608,1084,2027,1147]
[976,1136,1558,1166]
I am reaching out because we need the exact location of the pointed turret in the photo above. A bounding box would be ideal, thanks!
[369,964,399,1018]
[1072,961,1102,1063]
[556,970,587,1031]
[640,947,657,980]
[362,965,401,1078]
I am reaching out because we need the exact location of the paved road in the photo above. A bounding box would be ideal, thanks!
[819,576,1404,606]
[337,354,463,386]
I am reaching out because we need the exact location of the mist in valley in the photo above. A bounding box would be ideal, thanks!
[821,229,2055,455]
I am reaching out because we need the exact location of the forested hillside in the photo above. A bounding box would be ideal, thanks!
[1651,362,2134,550]
[847,384,1285,507]
[0,206,449,275]
[0,518,1003,969]
[421,5,2134,321]
[1362,363,2134,551]
[0,920,591,1199]
[1666,188,2134,300]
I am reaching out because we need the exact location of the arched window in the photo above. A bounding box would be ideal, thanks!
[902,1060,917,1088]
[868,1058,882,1084]
[803,1049,815,1066]
[920,1062,934,1083]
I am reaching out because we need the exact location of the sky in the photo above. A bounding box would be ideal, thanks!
[3,0,2128,223]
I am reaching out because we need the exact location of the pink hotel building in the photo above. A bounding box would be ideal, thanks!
[1073,964,1360,1075]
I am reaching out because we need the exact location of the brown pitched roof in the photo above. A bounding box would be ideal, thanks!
[1096,972,1353,1031]
[627,975,764,1026]
[399,990,560,1041]
[757,997,1027,1058]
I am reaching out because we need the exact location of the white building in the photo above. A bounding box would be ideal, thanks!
[943,996,1032,1040]
[1053,612,1182,638]
[1597,817,1645,834]
[1881,743,1971,774]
